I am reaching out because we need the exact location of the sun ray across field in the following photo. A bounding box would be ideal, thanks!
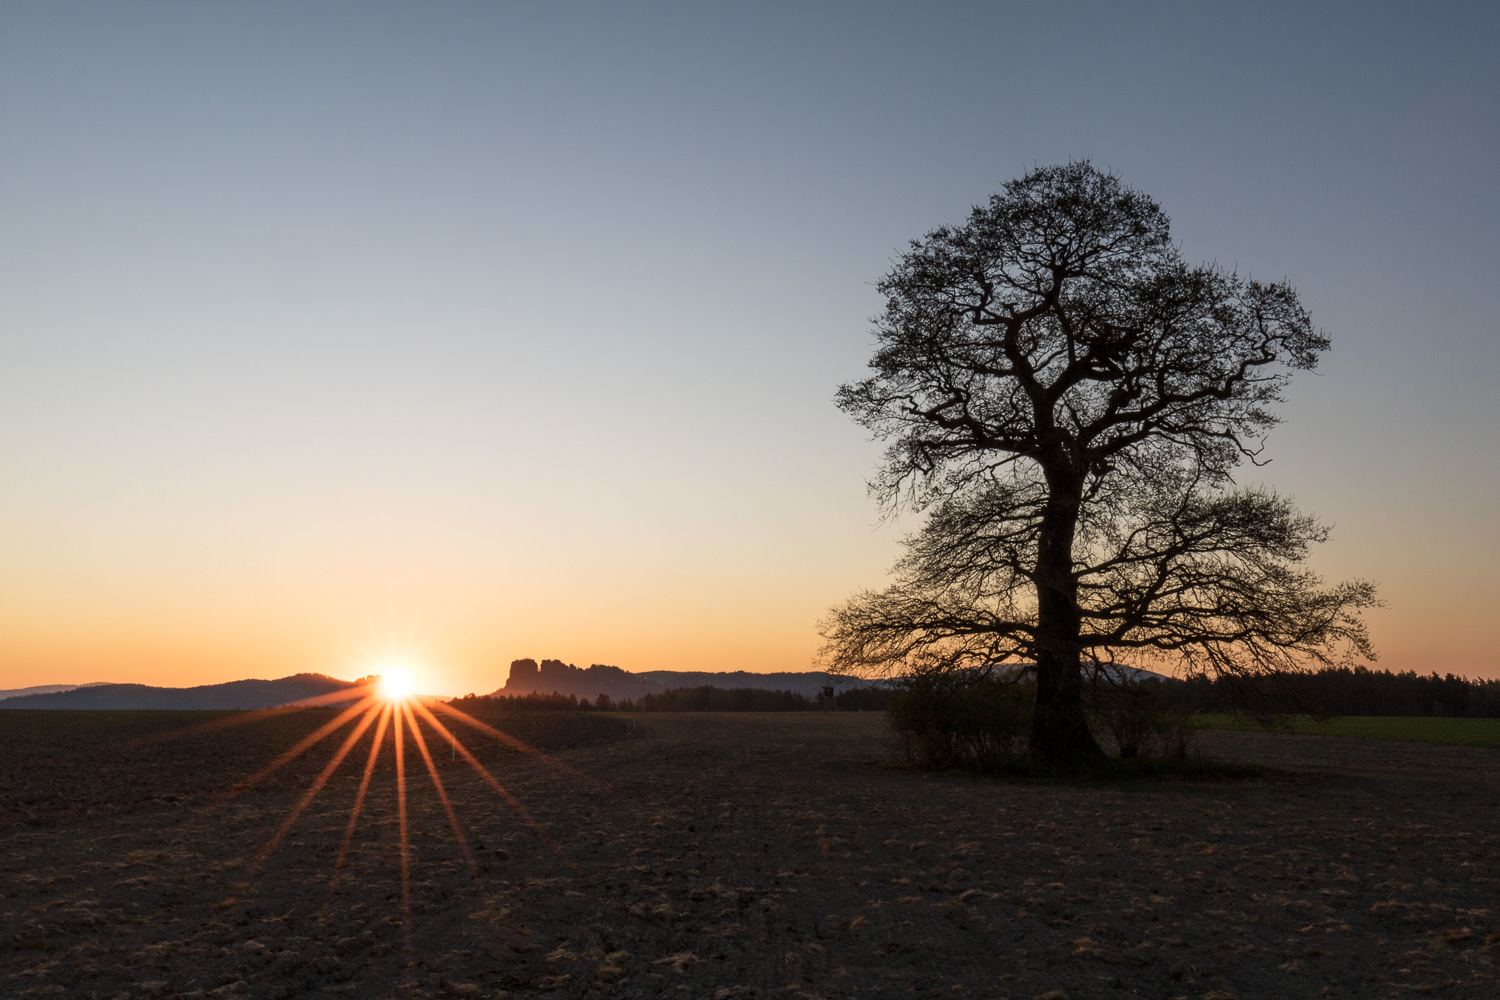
[433,699,608,791]
[130,679,381,749]
[186,664,611,966]
[393,694,413,959]
[410,699,556,846]
[229,694,380,797]
[211,672,596,963]
[400,701,479,876]
[330,701,393,880]
[254,699,384,867]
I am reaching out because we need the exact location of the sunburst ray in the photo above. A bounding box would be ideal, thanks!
[431,699,608,791]
[229,694,379,797]
[253,700,384,867]
[399,701,479,876]
[232,680,610,954]
[329,701,393,883]
[393,696,413,960]
[134,682,380,748]
[410,699,557,846]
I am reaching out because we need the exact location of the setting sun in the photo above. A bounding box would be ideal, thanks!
[378,667,417,701]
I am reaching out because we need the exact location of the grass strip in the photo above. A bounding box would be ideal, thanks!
[1195,714,1500,748]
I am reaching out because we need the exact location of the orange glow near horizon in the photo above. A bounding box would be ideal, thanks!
[1,545,1496,694]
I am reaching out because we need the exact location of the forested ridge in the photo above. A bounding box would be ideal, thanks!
[1154,666,1500,718]
[460,667,1500,719]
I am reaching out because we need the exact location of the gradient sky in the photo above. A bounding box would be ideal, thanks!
[2,2,1497,694]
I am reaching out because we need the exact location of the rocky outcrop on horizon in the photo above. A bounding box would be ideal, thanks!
[500,660,645,701]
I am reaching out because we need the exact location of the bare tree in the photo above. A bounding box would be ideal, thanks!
[822,162,1378,764]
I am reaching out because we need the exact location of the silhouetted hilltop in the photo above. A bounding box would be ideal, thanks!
[0,673,358,710]
[0,683,108,703]
[498,659,852,701]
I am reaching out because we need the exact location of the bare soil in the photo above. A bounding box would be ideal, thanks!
[2,709,1498,999]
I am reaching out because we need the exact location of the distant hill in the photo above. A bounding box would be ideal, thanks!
[496,659,867,701]
[0,673,358,710]
[0,683,110,703]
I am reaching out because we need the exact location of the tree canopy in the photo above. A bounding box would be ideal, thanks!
[822,162,1377,763]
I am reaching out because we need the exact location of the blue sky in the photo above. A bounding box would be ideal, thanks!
[1,2,1496,690]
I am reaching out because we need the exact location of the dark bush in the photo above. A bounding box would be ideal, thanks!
[447,691,583,712]
[438,695,632,747]
[1086,676,1198,759]
[834,686,895,711]
[631,686,814,712]
[886,671,1032,769]
[1088,682,1159,758]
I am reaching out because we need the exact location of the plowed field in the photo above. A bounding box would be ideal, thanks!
[3,709,1498,999]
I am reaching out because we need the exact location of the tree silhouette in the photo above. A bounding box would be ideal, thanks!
[822,162,1378,764]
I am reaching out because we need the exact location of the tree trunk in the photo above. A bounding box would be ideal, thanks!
[1030,646,1103,765]
[1028,465,1105,766]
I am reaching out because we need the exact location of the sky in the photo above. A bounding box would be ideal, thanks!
[2,2,1497,695]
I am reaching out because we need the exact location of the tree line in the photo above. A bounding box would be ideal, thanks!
[450,667,1500,718]
[1149,666,1500,718]
[447,685,895,713]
